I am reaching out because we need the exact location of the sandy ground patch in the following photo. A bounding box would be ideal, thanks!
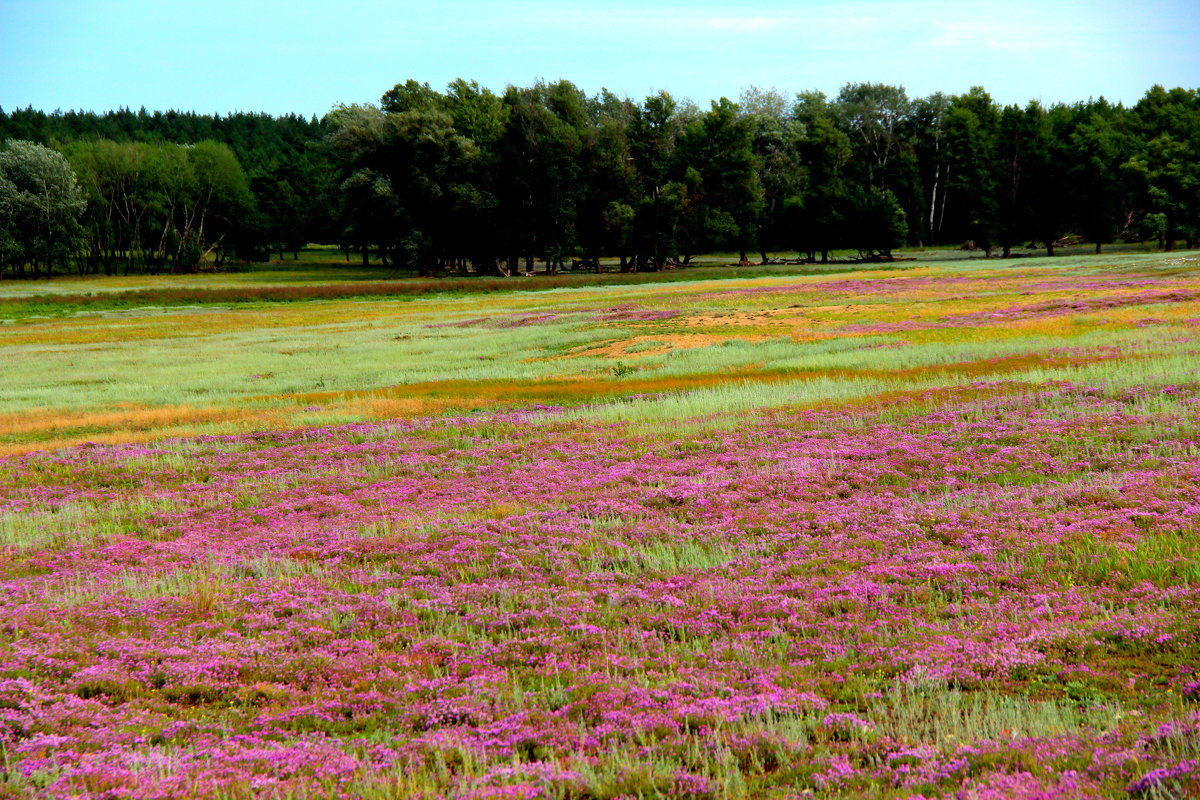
[562,333,771,359]
[680,308,799,328]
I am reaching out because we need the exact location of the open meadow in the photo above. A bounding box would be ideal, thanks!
[1,252,1199,798]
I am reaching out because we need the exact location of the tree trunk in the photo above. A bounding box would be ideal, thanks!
[1002,245,1012,259]
[1095,242,1103,254]
[936,162,950,243]
[928,165,940,244]
[1046,241,1055,257]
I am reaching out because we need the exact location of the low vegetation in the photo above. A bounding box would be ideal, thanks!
[0,252,1198,797]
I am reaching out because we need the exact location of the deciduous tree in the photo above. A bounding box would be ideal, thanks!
[0,140,85,277]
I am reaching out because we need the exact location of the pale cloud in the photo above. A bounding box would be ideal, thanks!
[921,19,1075,58]
[924,17,1078,54]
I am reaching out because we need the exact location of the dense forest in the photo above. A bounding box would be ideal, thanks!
[1,80,1197,278]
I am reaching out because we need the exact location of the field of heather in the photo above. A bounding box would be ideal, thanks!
[2,253,1199,799]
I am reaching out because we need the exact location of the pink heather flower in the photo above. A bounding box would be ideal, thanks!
[1127,760,1198,795]
[822,712,874,732]
[814,754,858,787]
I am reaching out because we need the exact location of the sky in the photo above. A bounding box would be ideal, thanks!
[1,0,1197,118]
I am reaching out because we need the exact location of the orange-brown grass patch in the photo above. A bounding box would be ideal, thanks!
[914,349,1126,379]
[0,404,277,456]
[256,371,784,408]
[264,348,1121,417]
[806,378,1050,417]
[0,336,1141,455]
[0,403,242,437]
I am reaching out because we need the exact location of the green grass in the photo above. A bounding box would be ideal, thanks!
[0,257,917,319]
[0,495,182,552]
[1,250,1197,453]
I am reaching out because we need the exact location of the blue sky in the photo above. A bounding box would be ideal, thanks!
[1,0,1197,117]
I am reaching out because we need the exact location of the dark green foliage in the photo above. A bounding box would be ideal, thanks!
[741,88,806,259]
[849,186,907,256]
[1125,87,1200,250]
[495,82,584,272]
[675,97,763,259]
[325,100,485,274]
[1,80,1198,276]
[0,107,325,275]
[909,92,950,245]
[788,114,854,261]
[943,87,1003,253]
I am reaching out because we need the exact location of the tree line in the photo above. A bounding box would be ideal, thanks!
[1,81,1197,278]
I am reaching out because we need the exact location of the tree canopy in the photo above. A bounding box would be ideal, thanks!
[0,140,86,278]
[1,80,1197,277]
